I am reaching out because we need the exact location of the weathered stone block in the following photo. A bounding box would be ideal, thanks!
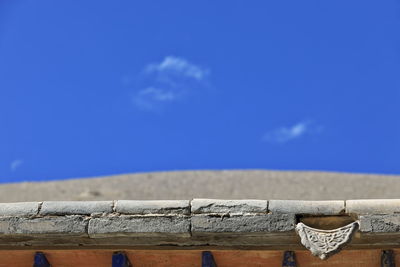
[191,199,268,214]
[191,214,295,234]
[359,214,400,232]
[115,200,190,215]
[88,215,190,237]
[346,199,400,215]
[0,202,40,217]
[0,216,88,235]
[269,200,344,215]
[40,201,113,215]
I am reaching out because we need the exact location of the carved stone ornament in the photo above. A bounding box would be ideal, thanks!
[295,221,359,260]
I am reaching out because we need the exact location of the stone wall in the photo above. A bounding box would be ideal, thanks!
[0,199,399,251]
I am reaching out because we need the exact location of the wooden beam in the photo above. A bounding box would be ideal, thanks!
[0,249,389,267]
[202,251,217,267]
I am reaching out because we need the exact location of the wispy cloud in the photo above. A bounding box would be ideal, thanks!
[132,87,178,111]
[262,120,322,144]
[129,56,210,111]
[10,159,23,172]
[145,56,209,81]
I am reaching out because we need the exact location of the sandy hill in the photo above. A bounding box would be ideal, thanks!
[0,170,399,202]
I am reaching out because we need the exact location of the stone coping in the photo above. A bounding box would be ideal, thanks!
[0,199,399,248]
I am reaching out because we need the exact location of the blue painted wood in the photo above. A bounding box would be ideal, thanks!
[112,252,132,267]
[33,252,51,267]
[202,251,217,267]
[282,251,296,267]
[381,250,396,267]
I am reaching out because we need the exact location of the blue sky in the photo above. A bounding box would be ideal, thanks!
[0,1,399,182]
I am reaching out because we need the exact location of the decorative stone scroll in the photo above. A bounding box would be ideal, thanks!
[295,221,359,260]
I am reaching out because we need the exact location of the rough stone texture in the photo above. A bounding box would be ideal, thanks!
[0,216,88,235]
[359,214,400,232]
[191,199,268,214]
[40,201,113,215]
[269,200,345,215]
[191,214,295,234]
[2,199,400,249]
[115,200,190,215]
[346,199,400,215]
[88,215,190,237]
[0,202,40,217]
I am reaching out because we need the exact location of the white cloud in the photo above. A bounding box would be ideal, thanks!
[262,120,322,143]
[131,56,210,111]
[10,159,23,172]
[132,87,179,111]
[138,87,177,101]
[145,56,209,81]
